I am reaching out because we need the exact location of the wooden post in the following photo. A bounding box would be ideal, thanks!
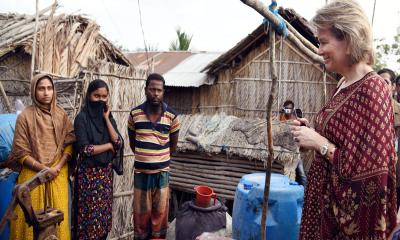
[30,0,39,80]
[371,0,377,27]
[0,82,12,112]
[239,0,323,64]
[260,26,278,240]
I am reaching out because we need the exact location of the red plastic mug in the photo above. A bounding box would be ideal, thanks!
[194,185,216,208]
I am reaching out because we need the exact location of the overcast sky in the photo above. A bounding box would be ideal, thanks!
[1,0,400,53]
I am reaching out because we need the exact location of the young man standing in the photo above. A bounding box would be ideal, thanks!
[128,73,180,239]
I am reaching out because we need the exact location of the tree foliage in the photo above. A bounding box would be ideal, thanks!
[374,34,400,72]
[169,27,193,51]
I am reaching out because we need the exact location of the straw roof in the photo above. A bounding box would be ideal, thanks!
[203,7,318,74]
[0,8,130,77]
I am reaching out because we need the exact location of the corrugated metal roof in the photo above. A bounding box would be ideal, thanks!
[124,51,222,87]
[164,52,221,87]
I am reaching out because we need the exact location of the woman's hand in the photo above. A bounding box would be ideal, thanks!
[45,167,59,179]
[108,142,115,155]
[291,118,310,127]
[291,125,327,151]
[103,102,111,119]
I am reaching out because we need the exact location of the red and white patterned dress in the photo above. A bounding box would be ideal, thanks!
[300,72,397,239]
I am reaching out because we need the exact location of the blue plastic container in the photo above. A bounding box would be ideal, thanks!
[0,171,18,240]
[0,113,18,239]
[232,173,304,240]
[0,114,17,162]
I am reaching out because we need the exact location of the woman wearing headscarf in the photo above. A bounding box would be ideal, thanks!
[73,79,123,239]
[9,73,75,239]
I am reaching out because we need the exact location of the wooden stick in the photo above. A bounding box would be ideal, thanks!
[0,82,12,112]
[81,70,146,81]
[113,190,133,198]
[233,77,336,85]
[171,168,242,182]
[240,0,323,64]
[171,171,237,186]
[171,164,247,178]
[261,25,278,240]
[0,79,30,83]
[30,0,40,81]
[282,17,319,53]
[173,159,266,174]
[172,156,267,169]
[172,164,282,177]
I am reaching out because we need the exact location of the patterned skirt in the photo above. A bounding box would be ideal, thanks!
[74,160,113,239]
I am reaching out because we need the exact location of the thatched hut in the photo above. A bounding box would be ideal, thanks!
[161,8,337,122]
[128,8,338,203]
[0,6,146,239]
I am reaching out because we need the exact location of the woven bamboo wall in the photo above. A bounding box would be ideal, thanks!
[183,33,337,123]
[164,86,195,115]
[0,49,32,112]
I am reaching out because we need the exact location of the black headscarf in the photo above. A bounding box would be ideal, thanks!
[74,79,119,166]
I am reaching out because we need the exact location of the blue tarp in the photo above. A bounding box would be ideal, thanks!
[0,114,18,240]
[0,114,17,162]
[0,170,18,240]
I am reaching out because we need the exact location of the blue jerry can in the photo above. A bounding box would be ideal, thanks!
[232,173,304,240]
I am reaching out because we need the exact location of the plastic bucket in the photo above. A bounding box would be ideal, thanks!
[194,185,216,208]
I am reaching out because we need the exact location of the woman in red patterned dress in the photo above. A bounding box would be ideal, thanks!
[291,0,397,239]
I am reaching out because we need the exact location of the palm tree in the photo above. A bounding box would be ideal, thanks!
[169,27,193,51]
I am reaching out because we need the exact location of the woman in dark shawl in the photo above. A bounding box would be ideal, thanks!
[73,79,123,239]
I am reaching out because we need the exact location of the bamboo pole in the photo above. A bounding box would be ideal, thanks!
[261,26,278,240]
[30,0,40,80]
[81,70,146,81]
[0,82,12,112]
[282,17,319,54]
[371,0,377,27]
[240,0,323,64]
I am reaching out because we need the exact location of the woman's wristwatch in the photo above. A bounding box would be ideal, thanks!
[319,143,329,157]
[320,142,336,161]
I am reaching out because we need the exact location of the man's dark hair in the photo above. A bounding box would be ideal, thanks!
[146,73,165,88]
[283,100,294,108]
[378,68,396,83]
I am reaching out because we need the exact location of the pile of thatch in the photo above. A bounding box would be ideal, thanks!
[178,113,299,163]
[0,4,130,114]
[0,6,128,76]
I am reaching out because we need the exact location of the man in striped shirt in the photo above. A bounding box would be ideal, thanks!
[128,73,180,240]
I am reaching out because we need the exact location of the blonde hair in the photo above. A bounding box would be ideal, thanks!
[311,0,375,65]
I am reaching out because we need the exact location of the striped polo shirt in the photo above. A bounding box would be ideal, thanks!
[128,102,180,173]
